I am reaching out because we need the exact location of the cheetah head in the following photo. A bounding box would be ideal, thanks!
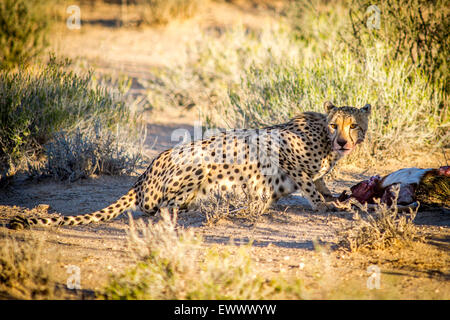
[324,101,371,157]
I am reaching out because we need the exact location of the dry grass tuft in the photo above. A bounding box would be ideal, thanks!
[336,185,423,252]
[0,231,58,299]
[100,208,304,300]
[198,187,270,225]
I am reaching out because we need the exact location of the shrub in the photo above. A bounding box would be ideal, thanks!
[0,56,134,181]
[45,122,144,182]
[0,0,51,70]
[346,0,450,94]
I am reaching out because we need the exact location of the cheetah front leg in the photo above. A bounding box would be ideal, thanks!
[275,166,336,212]
[276,132,337,211]
[289,171,337,211]
[314,177,335,202]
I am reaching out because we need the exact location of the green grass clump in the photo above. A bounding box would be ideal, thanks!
[0,56,136,181]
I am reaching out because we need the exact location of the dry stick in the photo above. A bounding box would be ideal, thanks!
[441,146,449,166]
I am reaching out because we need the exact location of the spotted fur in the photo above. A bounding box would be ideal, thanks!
[9,101,371,230]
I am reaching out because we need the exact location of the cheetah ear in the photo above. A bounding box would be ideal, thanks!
[324,101,336,113]
[360,104,371,114]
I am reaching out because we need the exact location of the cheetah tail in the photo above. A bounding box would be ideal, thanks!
[8,188,137,230]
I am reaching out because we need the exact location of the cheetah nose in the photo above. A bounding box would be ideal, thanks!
[337,139,347,148]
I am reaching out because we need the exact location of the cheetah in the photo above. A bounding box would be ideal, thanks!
[9,101,371,229]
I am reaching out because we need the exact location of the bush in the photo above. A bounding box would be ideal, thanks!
[346,0,450,94]
[0,56,134,181]
[45,123,144,182]
[0,0,51,70]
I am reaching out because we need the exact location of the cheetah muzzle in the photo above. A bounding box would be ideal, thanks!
[9,101,371,229]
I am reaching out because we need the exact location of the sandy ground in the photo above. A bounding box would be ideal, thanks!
[0,1,449,299]
[1,109,448,298]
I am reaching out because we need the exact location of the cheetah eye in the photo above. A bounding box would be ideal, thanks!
[329,124,337,130]
[349,124,358,129]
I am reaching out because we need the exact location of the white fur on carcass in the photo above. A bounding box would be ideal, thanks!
[380,167,433,189]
